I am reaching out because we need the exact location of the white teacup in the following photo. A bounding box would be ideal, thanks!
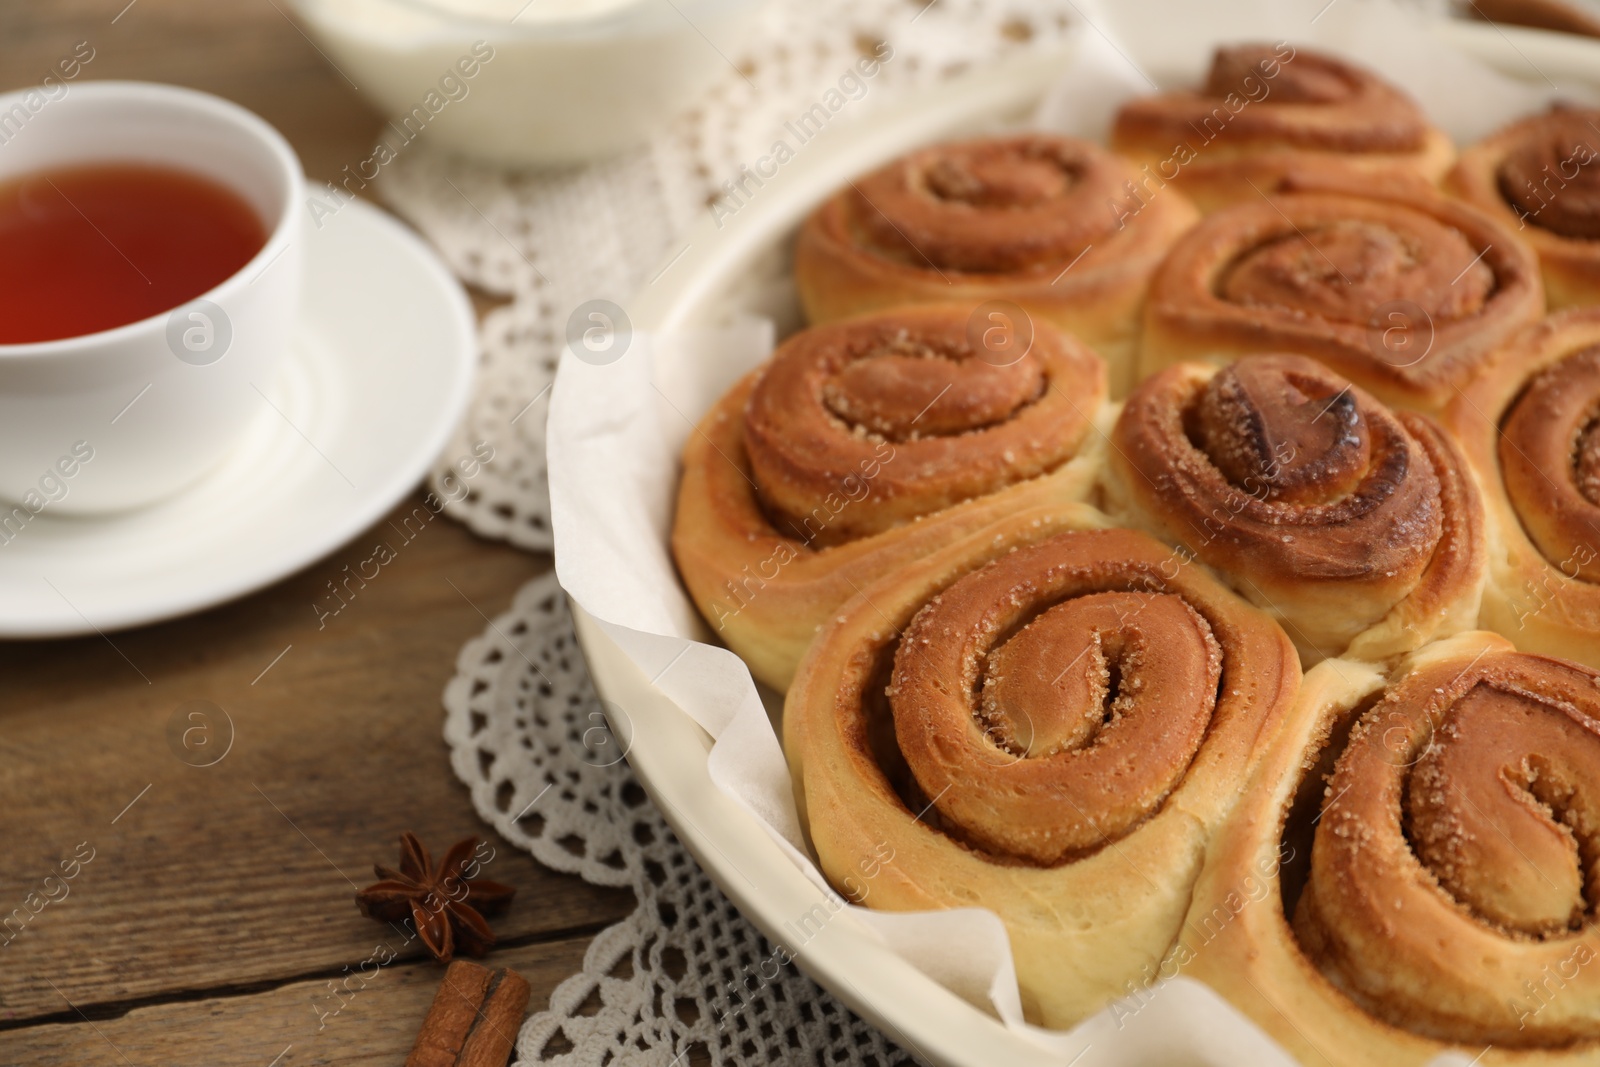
[0,81,304,515]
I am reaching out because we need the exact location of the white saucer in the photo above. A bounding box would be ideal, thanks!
[0,198,476,638]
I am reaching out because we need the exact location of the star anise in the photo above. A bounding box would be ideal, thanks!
[355,832,515,962]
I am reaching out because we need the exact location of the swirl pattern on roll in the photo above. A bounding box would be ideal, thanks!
[1499,343,1600,583]
[1497,109,1600,238]
[1111,44,1454,212]
[1109,354,1484,662]
[1117,43,1430,155]
[890,544,1222,865]
[794,134,1199,395]
[784,524,1298,1026]
[1297,641,1600,1046]
[744,304,1102,544]
[833,135,1139,274]
[1445,308,1600,672]
[1448,106,1600,309]
[1140,180,1543,411]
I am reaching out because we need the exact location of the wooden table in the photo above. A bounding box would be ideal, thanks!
[0,3,639,1062]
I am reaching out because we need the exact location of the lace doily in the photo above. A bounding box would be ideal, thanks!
[444,573,915,1066]
[379,0,1087,551]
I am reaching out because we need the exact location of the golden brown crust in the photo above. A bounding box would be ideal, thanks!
[1178,633,1600,1065]
[743,305,1102,543]
[1106,355,1486,663]
[794,134,1199,396]
[1111,43,1455,214]
[890,559,1223,867]
[1139,181,1544,412]
[1444,307,1600,671]
[670,306,1110,691]
[784,525,1299,1028]
[1446,106,1600,311]
[1499,344,1600,579]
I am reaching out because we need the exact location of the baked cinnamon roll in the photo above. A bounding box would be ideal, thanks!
[1106,354,1485,664]
[1447,105,1600,309]
[785,525,1299,1028]
[1111,43,1455,213]
[1445,307,1600,671]
[1177,632,1600,1064]
[671,305,1110,691]
[793,134,1199,396]
[1140,177,1544,411]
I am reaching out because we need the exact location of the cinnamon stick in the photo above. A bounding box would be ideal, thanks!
[406,959,531,1067]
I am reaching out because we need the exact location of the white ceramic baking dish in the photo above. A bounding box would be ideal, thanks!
[553,12,1600,1065]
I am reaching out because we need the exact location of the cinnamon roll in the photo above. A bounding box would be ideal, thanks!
[1447,106,1600,310]
[1444,307,1600,671]
[1111,43,1455,214]
[793,134,1199,396]
[1140,177,1544,412]
[1176,632,1600,1064]
[785,525,1299,1028]
[671,305,1111,692]
[1105,354,1486,665]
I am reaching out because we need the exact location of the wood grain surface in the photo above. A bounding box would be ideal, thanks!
[3,935,601,1066]
[0,2,638,1062]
